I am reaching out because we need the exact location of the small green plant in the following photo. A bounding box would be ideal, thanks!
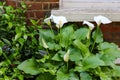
[0,2,120,80]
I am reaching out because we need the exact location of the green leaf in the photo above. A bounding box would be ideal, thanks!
[80,72,92,80]
[30,19,39,26]
[4,76,10,80]
[82,56,105,70]
[69,48,82,61]
[0,47,2,56]
[52,53,62,61]
[112,65,120,77]
[100,49,120,65]
[23,34,28,40]
[92,27,103,43]
[100,72,112,80]
[2,38,11,46]
[18,38,25,46]
[69,72,79,80]
[40,29,55,42]
[17,58,40,75]
[57,66,69,80]
[73,39,90,56]
[14,33,22,41]
[18,75,24,80]
[8,22,13,30]
[60,25,74,48]
[98,42,119,51]
[57,70,69,80]
[73,27,89,40]
[36,73,55,80]
[47,42,61,51]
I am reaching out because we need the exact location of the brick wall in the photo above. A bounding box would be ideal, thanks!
[6,0,59,23]
[4,0,120,46]
[101,22,120,46]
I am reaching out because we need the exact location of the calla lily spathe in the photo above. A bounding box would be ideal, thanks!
[44,15,68,28]
[94,15,112,26]
[44,16,52,26]
[83,20,95,30]
[63,49,70,62]
[42,38,49,49]
[52,15,68,28]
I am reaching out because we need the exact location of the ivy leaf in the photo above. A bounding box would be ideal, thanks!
[14,33,22,41]
[82,56,105,70]
[2,38,11,46]
[60,25,74,48]
[73,27,89,40]
[17,58,40,75]
[80,72,92,80]
[92,27,103,43]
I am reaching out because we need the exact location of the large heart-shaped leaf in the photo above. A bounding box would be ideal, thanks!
[98,42,119,51]
[17,58,40,75]
[92,27,103,43]
[82,56,105,70]
[69,47,82,61]
[60,25,74,48]
[36,73,55,80]
[73,39,90,57]
[100,48,120,65]
[73,27,89,40]
[40,29,55,42]
[80,72,92,80]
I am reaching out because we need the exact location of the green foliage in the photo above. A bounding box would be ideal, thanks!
[17,58,40,75]
[0,2,120,80]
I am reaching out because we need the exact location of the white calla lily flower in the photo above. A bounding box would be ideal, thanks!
[44,15,67,29]
[52,15,68,28]
[63,49,70,62]
[44,15,53,26]
[83,20,95,30]
[42,38,49,49]
[94,15,112,26]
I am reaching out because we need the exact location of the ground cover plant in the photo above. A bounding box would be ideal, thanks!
[0,2,120,80]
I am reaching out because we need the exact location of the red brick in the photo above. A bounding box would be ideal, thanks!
[101,23,120,33]
[25,2,42,10]
[49,2,59,9]
[42,2,49,10]
[35,0,59,2]
[35,11,45,19]
[6,0,17,7]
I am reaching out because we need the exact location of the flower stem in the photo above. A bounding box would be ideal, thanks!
[59,28,62,46]
[49,25,54,34]
[91,26,99,52]
[67,62,69,72]
[86,30,91,47]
